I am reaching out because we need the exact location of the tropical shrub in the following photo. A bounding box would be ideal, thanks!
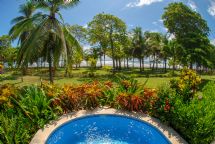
[161,82,215,144]
[99,81,115,106]
[88,57,97,77]
[154,85,175,122]
[170,68,201,101]
[111,75,158,113]
[0,84,16,107]
[0,113,32,144]
[116,93,143,111]
[61,81,104,110]
[13,86,62,128]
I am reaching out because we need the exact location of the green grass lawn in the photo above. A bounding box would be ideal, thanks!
[1,67,215,89]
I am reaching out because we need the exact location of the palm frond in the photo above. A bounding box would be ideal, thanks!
[17,17,49,67]
[9,13,44,41]
[11,16,25,24]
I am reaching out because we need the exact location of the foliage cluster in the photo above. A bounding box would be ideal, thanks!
[170,68,201,101]
[155,70,215,144]
[1,70,215,144]
[0,85,62,144]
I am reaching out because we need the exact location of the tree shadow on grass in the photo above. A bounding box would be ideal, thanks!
[199,79,214,91]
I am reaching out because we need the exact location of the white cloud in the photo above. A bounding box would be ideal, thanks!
[83,45,90,50]
[168,34,175,41]
[83,24,88,28]
[208,1,215,16]
[188,0,197,11]
[211,39,215,45]
[126,0,163,8]
[158,19,163,23]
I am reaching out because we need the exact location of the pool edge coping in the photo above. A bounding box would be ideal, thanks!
[30,108,188,144]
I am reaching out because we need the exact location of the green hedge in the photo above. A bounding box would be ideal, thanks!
[170,82,215,144]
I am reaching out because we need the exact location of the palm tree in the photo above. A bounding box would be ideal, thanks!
[9,2,37,75]
[144,32,163,70]
[131,27,145,72]
[13,0,81,83]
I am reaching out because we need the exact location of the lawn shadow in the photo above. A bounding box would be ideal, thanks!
[199,79,214,91]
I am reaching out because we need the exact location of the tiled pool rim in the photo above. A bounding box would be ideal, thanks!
[30,108,188,144]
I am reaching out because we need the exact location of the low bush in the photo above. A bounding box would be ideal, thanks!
[169,82,215,144]
[61,81,105,111]
[170,68,201,101]
[0,113,32,144]
[0,84,17,107]
[154,85,175,122]
[14,86,62,128]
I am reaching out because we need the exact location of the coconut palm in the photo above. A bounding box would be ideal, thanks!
[131,27,145,72]
[9,2,37,75]
[13,0,81,83]
[144,32,163,70]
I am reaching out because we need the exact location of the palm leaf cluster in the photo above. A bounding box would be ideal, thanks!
[9,0,81,83]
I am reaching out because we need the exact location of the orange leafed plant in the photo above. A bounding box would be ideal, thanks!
[61,81,104,111]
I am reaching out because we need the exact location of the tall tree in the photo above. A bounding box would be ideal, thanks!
[0,35,11,50]
[144,32,163,70]
[68,25,87,68]
[167,39,183,74]
[162,2,210,69]
[12,0,81,83]
[131,27,145,72]
[160,34,169,72]
[0,35,11,63]
[88,13,127,70]
[9,2,37,75]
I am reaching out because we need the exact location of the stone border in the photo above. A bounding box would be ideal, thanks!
[30,108,187,144]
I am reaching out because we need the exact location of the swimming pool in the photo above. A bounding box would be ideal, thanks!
[46,114,171,144]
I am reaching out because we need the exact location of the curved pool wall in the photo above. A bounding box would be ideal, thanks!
[30,108,188,144]
[46,114,171,144]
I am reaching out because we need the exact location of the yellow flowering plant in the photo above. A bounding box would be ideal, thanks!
[170,68,201,101]
[0,84,16,107]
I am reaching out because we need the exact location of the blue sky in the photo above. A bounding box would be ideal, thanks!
[0,0,215,46]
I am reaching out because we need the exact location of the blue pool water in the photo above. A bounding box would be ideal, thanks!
[46,114,171,144]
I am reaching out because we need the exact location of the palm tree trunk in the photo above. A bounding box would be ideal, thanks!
[132,57,134,69]
[164,58,167,72]
[142,57,144,71]
[103,53,106,66]
[189,63,193,69]
[119,59,121,70]
[48,48,54,84]
[100,55,102,68]
[110,29,115,71]
[116,58,118,70]
[152,54,155,70]
[139,58,142,72]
